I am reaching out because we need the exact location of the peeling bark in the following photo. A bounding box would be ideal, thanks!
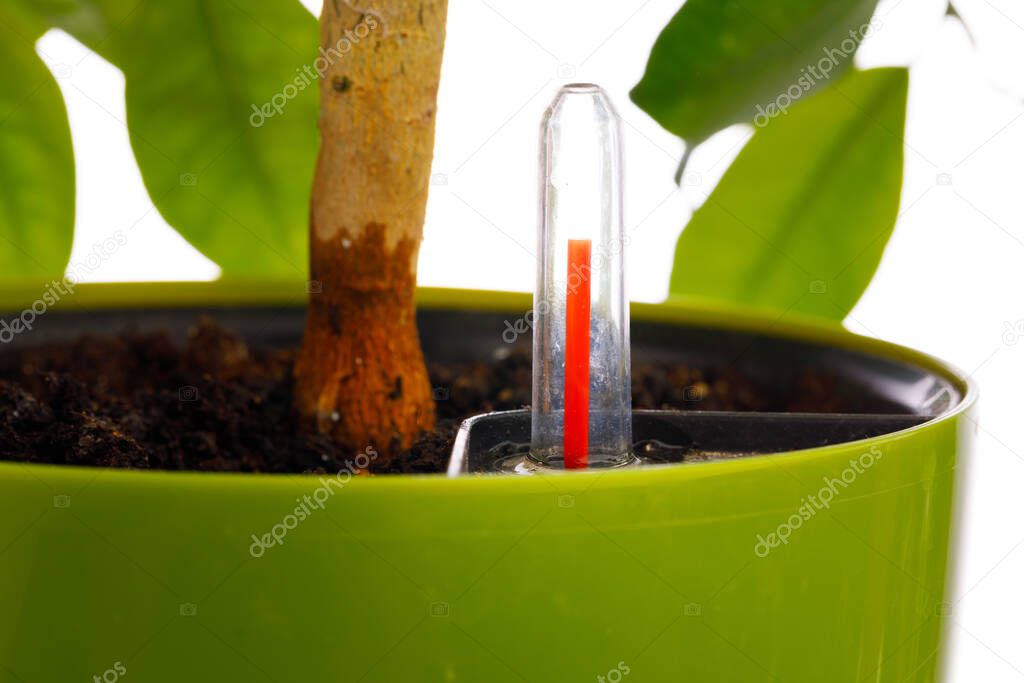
[295,0,448,458]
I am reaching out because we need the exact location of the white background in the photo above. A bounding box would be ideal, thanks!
[32,0,1024,679]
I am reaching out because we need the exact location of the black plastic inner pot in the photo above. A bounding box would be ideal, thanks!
[10,305,962,469]
[428,309,961,474]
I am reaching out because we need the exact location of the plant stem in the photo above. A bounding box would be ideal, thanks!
[295,0,448,459]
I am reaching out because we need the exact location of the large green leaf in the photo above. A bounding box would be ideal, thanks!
[0,7,75,280]
[631,0,880,145]
[36,0,319,277]
[668,67,907,320]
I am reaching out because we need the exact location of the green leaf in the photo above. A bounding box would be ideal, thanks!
[42,0,320,277]
[631,0,880,145]
[0,7,75,280]
[668,67,907,320]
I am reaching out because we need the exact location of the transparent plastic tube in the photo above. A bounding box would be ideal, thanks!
[530,84,632,469]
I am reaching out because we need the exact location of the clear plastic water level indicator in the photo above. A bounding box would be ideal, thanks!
[530,83,633,470]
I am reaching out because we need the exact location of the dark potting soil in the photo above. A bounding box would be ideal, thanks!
[0,318,848,474]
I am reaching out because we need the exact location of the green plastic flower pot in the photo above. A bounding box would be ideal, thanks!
[0,283,974,682]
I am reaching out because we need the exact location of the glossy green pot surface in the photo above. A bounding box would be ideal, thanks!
[0,285,974,682]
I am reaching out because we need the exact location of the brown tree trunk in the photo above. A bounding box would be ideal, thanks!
[294,0,448,459]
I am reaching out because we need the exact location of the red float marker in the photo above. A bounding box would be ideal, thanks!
[563,238,592,469]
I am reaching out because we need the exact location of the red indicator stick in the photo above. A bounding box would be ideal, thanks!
[532,85,630,471]
[564,239,592,469]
